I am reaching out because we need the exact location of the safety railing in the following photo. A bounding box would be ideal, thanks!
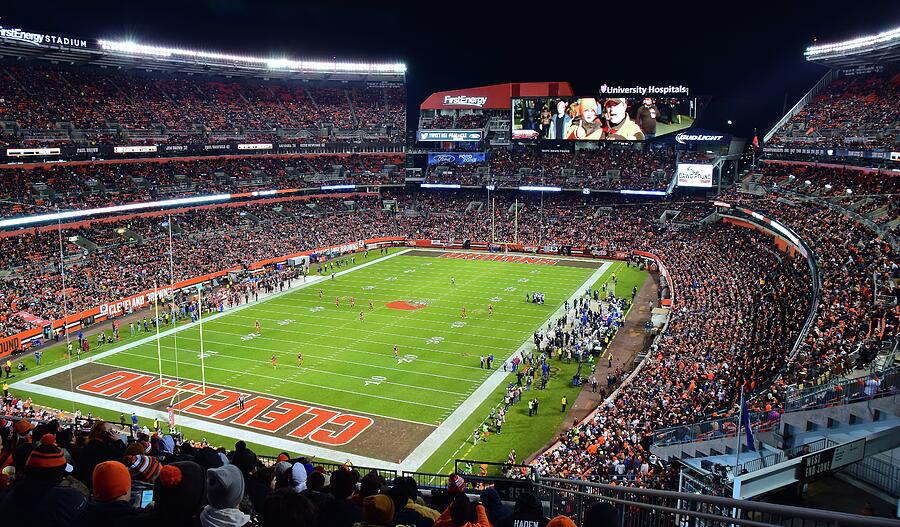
[537,476,900,527]
[841,454,900,498]
[652,410,780,447]
[785,367,900,412]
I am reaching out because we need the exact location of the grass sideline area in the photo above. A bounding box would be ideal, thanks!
[13,248,628,469]
[415,262,647,475]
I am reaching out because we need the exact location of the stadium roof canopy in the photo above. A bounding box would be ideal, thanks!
[804,25,900,68]
[0,24,406,81]
[420,82,575,111]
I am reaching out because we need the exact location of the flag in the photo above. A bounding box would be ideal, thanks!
[751,135,760,150]
[741,397,756,452]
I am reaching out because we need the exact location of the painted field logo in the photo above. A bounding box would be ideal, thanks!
[76,371,373,446]
[387,300,427,311]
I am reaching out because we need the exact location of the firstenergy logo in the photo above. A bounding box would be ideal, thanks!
[443,95,487,107]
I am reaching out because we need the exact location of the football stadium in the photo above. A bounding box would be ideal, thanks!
[0,4,899,526]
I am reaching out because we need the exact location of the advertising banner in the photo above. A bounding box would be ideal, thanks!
[427,152,486,165]
[676,163,714,187]
[417,130,483,142]
[763,146,899,161]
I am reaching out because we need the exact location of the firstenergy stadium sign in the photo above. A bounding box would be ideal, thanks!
[443,95,487,107]
[0,26,88,48]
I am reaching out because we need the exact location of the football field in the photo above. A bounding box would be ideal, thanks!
[15,248,613,469]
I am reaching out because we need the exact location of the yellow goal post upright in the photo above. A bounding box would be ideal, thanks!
[152,218,209,423]
[491,197,519,250]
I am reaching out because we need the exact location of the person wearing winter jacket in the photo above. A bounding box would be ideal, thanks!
[434,494,491,527]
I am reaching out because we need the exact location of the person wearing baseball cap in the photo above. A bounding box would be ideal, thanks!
[566,98,605,140]
[635,97,661,139]
[603,98,645,140]
[0,435,86,527]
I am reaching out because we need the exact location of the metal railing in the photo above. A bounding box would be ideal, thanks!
[653,411,780,447]
[785,367,900,412]
[736,438,836,475]
[764,70,839,143]
[841,454,900,498]
[537,476,900,526]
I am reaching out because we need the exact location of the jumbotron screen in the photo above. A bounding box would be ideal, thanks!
[511,97,694,141]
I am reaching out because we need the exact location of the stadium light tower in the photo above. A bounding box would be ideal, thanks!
[97,38,406,75]
[804,26,900,59]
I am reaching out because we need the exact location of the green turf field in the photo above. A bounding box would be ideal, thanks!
[100,251,599,422]
[17,248,631,469]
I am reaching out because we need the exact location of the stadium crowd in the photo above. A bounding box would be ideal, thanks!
[0,63,405,145]
[766,69,899,150]
[0,154,404,215]
[424,147,674,191]
[1,407,597,527]
[0,162,895,505]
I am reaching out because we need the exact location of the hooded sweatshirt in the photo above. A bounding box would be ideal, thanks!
[480,487,512,526]
[290,462,308,493]
[200,506,250,527]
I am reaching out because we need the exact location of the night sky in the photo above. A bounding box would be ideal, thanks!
[3,1,899,138]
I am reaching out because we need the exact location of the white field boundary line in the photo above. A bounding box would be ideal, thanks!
[11,249,412,401]
[399,260,613,471]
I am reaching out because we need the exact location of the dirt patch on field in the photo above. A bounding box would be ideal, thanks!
[34,363,434,464]
[386,301,427,311]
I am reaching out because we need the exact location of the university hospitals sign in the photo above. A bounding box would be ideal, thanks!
[0,26,88,48]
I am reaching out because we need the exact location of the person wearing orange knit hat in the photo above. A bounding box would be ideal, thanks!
[80,460,139,526]
[548,515,577,527]
[0,435,85,526]
[565,98,605,140]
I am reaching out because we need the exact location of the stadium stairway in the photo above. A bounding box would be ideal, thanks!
[651,394,900,464]
[657,398,900,502]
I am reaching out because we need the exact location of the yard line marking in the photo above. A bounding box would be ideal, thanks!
[134,334,491,371]
[11,248,412,391]
[104,349,464,395]
[114,342,485,385]
[96,357,455,411]
[212,315,526,346]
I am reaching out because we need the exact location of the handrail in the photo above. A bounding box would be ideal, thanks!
[536,476,900,526]
[764,70,839,143]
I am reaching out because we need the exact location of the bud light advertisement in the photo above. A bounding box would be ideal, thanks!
[427,152,486,165]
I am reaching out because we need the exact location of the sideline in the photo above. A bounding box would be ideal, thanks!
[400,260,613,471]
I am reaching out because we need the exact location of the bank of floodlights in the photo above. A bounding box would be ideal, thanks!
[804,26,900,59]
[97,39,406,74]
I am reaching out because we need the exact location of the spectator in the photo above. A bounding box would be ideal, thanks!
[133,461,207,527]
[202,464,251,527]
[80,460,139,526]
[479,486,511,526]
[0,434,85,527]
[321,467,363,527]
[497,492,550,527]
[76,421,127,491]
[260,488,318,527]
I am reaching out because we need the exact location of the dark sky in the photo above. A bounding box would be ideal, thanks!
[4,1,899,137]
